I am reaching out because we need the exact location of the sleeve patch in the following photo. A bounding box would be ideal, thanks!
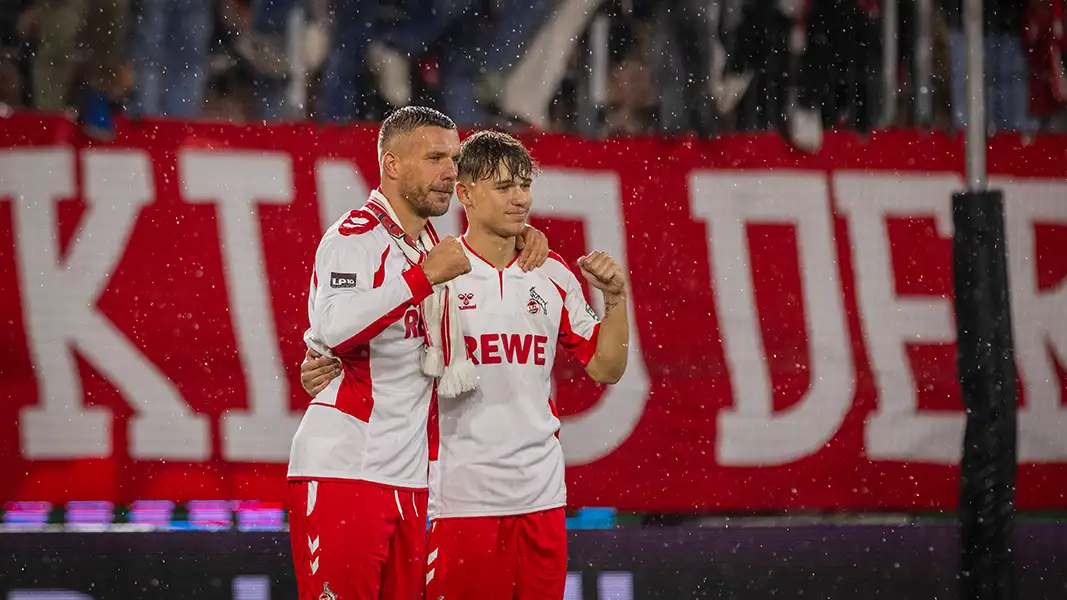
[584,303,600,323]
[330,272,358,288]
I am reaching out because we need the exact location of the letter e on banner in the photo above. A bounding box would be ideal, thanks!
[835,173,962,463]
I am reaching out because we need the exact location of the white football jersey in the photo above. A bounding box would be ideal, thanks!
[288,193,436,490]
[428,240,601,519]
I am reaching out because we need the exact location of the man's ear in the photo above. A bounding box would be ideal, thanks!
[456,180,474,208]
[381,150,400,181]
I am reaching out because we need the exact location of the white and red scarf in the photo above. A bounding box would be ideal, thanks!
[365,190,479,398]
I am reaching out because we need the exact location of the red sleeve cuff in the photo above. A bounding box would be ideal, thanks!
[573,324,601,366]
[404,266,434,303]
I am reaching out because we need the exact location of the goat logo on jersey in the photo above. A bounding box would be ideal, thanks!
[527,287,548,315]
[318,583,337,600]
[457,292,477,310]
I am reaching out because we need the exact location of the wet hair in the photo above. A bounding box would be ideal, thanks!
[457,130,538,183]
[377,106,457,156]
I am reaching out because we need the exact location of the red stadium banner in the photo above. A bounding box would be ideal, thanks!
[1,114,1066,512]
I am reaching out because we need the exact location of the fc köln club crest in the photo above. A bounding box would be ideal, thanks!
[527,286,548,315]
[319,583,338,600]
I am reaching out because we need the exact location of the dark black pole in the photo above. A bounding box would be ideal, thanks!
[954,0,1018,597]
[953,191,1018,600]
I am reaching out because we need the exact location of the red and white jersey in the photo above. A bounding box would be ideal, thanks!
[288,194,436,490]
[428,241,601,519]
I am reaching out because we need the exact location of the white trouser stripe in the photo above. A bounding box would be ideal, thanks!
[427,548,438,565]
[306,481,318,517]
[426,568,435,584]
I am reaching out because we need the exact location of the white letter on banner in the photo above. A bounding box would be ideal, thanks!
[3,148,209,460]
[835,173,963,463]
[998,178,1067,461]
[314,159,371,230]
[532,170,650,465]
[181,151,300,461]
[689,171,854,465]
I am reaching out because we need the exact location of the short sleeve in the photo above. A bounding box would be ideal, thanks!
[549,257,601,366]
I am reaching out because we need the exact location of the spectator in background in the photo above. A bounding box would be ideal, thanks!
[603,43,656,135]
[932,2,956,128]
[643,0,721,137]
[0,56,18,107]
[791,0,879,151]
[491,0,602,130]
[1023,0,1067,128]
[237,0,327,120]
[199,0,259,122]
[364,0,557,126]
[0,0,32,108]
[595,6,655,136]
[944,0,1034,131]
[317,0,375,122]
[443,0,558,125]
[33,0,128,138]
[129,0,213,118]
[718,0,790,132]
[237,0,290,120]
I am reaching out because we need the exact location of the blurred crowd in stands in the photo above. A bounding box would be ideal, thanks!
[1,0,1065,150]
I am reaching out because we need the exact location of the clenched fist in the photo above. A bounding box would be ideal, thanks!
[421,236,471,285]
[301,348,341,397]
[577,251,626,296]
